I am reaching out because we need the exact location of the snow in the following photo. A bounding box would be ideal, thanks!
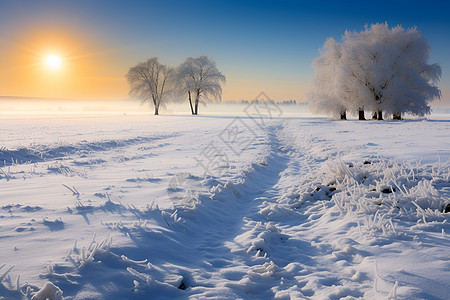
[31,282,63,300]
[0,111,449,299]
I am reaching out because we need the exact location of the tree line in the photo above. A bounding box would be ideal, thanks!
[127,24,442,119]
[308,23,442,120]
[126,55,226,115]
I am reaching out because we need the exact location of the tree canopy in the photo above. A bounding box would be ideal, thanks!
[178,55,226,115]
[125,57,175,115]
[308,23,442,119]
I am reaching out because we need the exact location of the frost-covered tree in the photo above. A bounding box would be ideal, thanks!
[308,38,348,119]
[308,23,442,120]
[177,56,226,115]
[125,57,175,115]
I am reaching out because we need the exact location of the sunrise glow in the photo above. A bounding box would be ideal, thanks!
[45,55,62,70]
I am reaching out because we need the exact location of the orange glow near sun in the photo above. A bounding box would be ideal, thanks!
[0,26,128,99]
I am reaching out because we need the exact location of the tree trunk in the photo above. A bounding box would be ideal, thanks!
[188,91,194,115]
[194,91,200,115]
[377,110,383,120]
[358,109,366,120]
[393,112,401,120]
[153,98,159,115]
[340,111,347,120]
[372,111,378,119]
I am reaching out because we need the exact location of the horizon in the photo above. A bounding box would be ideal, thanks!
[0,0,449,106]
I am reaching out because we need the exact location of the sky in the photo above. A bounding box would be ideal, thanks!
[0,0,449,103]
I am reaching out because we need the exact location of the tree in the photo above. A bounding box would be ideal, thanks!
[308,23,442,120]
[308,38,348,119]
[125,57,175,115]
[177,55,226,115]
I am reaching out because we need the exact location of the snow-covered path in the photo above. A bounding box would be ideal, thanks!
[118,122,301,298]
[1,114,449,299]
[183,122,299,298]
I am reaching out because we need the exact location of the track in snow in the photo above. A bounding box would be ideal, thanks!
[153,122,311,298]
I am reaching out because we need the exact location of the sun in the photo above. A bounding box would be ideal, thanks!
[45,55,62,70]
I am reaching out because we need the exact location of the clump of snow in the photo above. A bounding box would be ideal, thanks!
[31,282,63,300]
[64,234,113,270]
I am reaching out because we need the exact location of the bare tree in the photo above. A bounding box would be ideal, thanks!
[125,57,175,115]
[178,56,226,115]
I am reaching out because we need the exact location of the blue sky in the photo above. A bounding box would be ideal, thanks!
[1,0,449,102]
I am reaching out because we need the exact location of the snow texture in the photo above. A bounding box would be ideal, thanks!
[0,113,449,299]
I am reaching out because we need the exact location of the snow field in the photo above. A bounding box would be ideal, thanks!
[0,114,449,299]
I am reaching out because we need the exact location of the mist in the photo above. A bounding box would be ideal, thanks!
[0,97,312,117]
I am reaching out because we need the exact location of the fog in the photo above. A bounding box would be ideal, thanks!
[1,97,448,118]
[0,97,312,117]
